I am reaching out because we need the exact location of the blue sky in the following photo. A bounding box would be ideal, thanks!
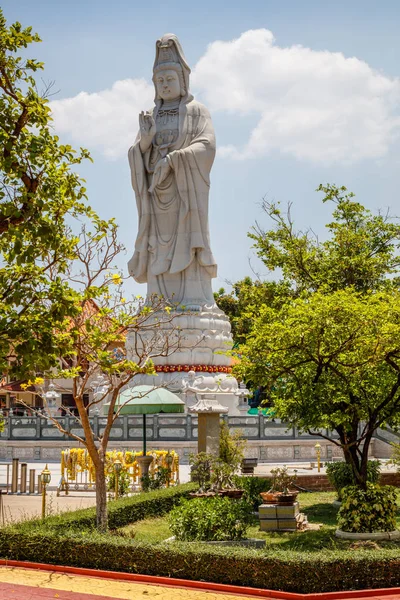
[3,1,400,296]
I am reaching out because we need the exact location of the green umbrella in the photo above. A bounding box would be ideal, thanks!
[247,406,276,418]
[103,385,185,454]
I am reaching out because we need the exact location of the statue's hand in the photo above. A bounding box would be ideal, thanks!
[148,157,171,193]
[139,111,156,152]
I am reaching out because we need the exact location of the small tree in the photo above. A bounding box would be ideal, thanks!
[23,222,183,530]
[238,288,400,489]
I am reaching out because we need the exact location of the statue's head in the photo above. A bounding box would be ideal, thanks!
[153,34,191,102]
[154,66,184,101]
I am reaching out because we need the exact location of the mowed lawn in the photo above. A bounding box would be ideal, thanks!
[116,491,400,551]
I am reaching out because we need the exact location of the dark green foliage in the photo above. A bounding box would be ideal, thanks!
[214,279,292,344]
[234,476,271,510]
[326,461,381,500]
[141,467,170,492]
[338,484,398,533]
[17,483,196,532]
[2,526,400,593]
[168,497,250,541]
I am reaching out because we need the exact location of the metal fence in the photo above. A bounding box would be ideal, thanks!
[0,415,338,442]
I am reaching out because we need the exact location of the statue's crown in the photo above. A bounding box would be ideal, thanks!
[155,35,180,68]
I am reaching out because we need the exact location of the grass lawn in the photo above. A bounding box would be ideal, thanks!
[117,491,400,551]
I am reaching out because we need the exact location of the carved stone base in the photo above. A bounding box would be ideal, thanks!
[126,303,237,399]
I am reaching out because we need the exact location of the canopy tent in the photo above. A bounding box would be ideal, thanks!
[247,406,276,419]
[104,385,185,453]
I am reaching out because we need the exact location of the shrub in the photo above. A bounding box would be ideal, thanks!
[189,423,247,493]
[337,483,398,533]
[1,527,400,593]
[18,483,197,532]
[326,461,381,500]
[141,466,170,492]
[233,476,271,510]
[169,496,250,541]
[107,470,131,497]
[219,420,246,470]
[189,452,213,492]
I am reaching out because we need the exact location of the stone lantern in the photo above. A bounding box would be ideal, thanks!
[187,371,228,455]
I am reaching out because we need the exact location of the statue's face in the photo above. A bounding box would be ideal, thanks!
[155,69,181,101]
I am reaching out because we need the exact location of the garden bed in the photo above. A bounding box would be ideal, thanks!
[0,488,400,594]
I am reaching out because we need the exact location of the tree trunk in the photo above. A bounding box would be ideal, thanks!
[95,461,108,531]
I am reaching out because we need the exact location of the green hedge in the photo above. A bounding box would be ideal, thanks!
[0,527,400,593]
[20,483,197,532]
[1,483,400,593]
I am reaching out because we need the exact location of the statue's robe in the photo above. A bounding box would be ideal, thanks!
[128,99,217,307]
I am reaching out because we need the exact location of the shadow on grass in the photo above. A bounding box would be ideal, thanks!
[302,501,338,527]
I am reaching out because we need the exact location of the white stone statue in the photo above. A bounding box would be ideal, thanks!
[127,34,238,408]
[128,33,216,309]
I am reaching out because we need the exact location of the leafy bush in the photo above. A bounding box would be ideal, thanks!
[107,470,131,497]
[326,461,380,500]
[233,476,271,510]
[338,483,398,533]
[141,466,170,492]
[169,496,250,541]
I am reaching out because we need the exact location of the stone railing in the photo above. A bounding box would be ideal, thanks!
[374,426,400,445]
[0,414,338,443]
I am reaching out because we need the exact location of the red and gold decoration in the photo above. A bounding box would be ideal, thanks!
[155,364,232,373]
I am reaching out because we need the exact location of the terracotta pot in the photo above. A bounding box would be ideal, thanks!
[259,491,281,503]
[277,491,299,504]
[218,489,244,499]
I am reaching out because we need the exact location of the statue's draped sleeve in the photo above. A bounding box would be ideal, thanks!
[128,101,217,283]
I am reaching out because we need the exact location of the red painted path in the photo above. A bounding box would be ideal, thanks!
[0,562,398,600]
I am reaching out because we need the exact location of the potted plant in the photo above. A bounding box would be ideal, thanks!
[189,452,216,496]
[260,466,298,504]
[211,459,244,498]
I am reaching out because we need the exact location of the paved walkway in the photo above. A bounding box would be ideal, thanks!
[0,566,276,599]
[0,566,398,600]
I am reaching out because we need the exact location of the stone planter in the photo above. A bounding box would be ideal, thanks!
[165,536,265,548]
[136,455,153,478]
[335,529,400,541]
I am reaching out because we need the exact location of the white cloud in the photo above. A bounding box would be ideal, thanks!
[50,29,400,164]
[193,29,400,163]
[50,78,153,159]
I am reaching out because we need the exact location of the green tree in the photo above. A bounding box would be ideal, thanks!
[215,278,292,344]
[236,185,400,488]
[250,184,400,294]
[238,288,400,489]
[0,11,95,377]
